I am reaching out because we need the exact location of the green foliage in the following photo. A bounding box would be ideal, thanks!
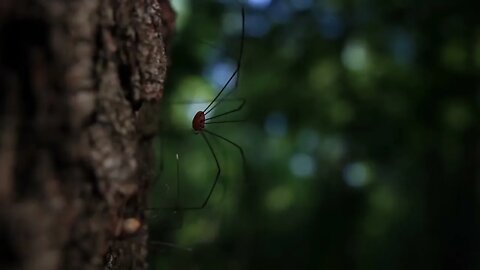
[150,0,480,269]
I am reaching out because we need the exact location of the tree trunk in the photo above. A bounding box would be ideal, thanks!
[0,0,174,269]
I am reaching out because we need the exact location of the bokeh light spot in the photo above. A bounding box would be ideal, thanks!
[247,0,271,9]
[343,162,371,188]
[342,40,369,71]
[289,153,316,177]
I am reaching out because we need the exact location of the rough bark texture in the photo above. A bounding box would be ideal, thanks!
[0,0,175,269]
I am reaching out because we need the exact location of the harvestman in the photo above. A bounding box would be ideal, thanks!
[148,3,247,215]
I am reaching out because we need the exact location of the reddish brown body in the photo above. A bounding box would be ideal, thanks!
[192,111,206,133]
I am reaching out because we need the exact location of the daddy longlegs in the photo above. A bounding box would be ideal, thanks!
[147,2,247,230]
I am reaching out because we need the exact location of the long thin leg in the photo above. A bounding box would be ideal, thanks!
[193,132,221,209]
[203,129,247,174]
[205,98,246,119]
[148,4,243,213]
[207,5,246,111]
[234,2,245,89]
[148,132,223,211]
[203,6,245,114]
[203,68,239,114]
[163,132,222,210]
[206,120,245,124]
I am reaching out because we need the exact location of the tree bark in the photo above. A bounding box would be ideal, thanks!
[0,0,174,269]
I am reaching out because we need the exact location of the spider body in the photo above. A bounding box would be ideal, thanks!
[192,111,206,133]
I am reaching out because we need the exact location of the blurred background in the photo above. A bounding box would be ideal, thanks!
[149,0,480,269]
